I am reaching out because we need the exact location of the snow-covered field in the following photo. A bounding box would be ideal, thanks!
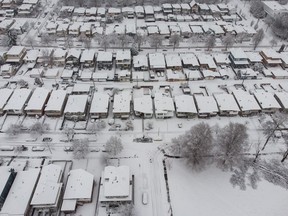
[168,159,288,216]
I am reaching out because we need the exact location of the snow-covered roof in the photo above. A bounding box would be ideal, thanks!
[31,164,62,206]
[165,54,182,67]
[113,91,131,114]
[44,68,59,78]
[133,55,148,68]
[90,92,110,114]
[72,83,90,93]
[175,95,197,113]
[64,95,88,114]
[149,53,166,69]
[213,53,230,64]
[25,88,50,111]
[53,48,67,58]
[0,88,13,109]
[230,48,248,59]
[6,46,25,56]
[80,50,95,62]
[135,6,144,13]
[197,54,217,69]
[45,90,67,112]
[4,89,31,111]
[280,52,288,64]
[116,50,131,61]
[214,93,240,112]
[261,48,281,59]
[180,53,199,66]
[254,91,281,110]
[271,68,288,77]
[195,95,219,114]
[144,5,154,14]
[61,69,73,78]
[103,166,130,198]
[134,95,153,115]
[63,169,93,200]
[232,89,261,112]
[67,48,81,59]
[245,51,263,63]
[97,51,113,62]
[154,93,175,114]
[23,0,38,4]
[190,25,204,33]
[24,49,39,62]
[0,169,40,216]
[274,92,288,109]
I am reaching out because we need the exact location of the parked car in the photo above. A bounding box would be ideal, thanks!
[42,137,52,142]
[64,146,74,152]
[142,192,148,205]
[32,146,45,152]
[0,146,14,151]
[90,147,100,152]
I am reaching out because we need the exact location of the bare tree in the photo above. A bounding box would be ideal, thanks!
[171,122,214,171]
[169,34,182,51]
[64,36,73,49]
[105,136,123,156]
[250,0,266,19]
[216,122,249,170]
[149,35,163,51]
[26,35,35,49]
[118,34,133,50]
[269,38,278,48]
[41,33,53,47]
[30,122,50,138]
[236,32,247,43]
[261,111,288,151]
[64,127,74,142]
[134,33,145,51]
[205,35,216,51]
[99,36,110,51]
[119,203,135,216]
[84,37,92,49]
[252,28,264,50]
[125,120,134,131]
[221,33,234,50]
[6,124,22,136]
[73,138,89,159]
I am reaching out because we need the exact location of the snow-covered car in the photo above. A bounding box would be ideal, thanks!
[64,146,74,152]
[90,148,100,152]
[274,131,282,138]
[32,146,45,152]
[142,192,148,205]
[0,146,14,151]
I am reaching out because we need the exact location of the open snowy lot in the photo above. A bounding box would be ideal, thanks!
[168,159,288,216]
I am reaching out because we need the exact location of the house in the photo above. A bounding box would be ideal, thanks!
[229,48,249,68]
[262,1,287,17]
[180,53,200,69]
[165,54,182,70]
[80,22,92,36]
[174,95,197,118]
[197,54,217,71]
[53,48,67,66]
[45,90,67,117]
[253,90,281,113]
[135,6,144,18]
[29,68,43,78]
[72,84,90,95]
[80,50,95,67]
[162,3,172,14]
[190,25,203,34]
[260,49,282,67]
[178,23,192,38]
[0,64,14,77]
[66,49,81,66]
[56,23,69,36]
[0,88,13,114]
[232,89,261,116]
[217,3,230,14]
[37,48,53,65]
[97,7,106,17]
[5,46,26,64]
[113,90,131,119]
[169,25,181,35]
[245,51,263,65]
[183,69,202,80]
[189,0,199,13]
[90,92,109,119]
[68,22,81,36]
[79,70,92,81]
[194,95,218,118]
[134,95,153,118]
[44,68,59,79]
[144,5,155,22]
[46,22,58,34]
[64,94,89,120]
[1,0,15,9]
[61,169,94,213]
[271,68,288,79]
[213,53,230,66]
[85,7,97,16]
[9,19,26,34]
[147,26,159,36]
[180,3,191,14]
[97,51,113,70]
[198,3,210,14]
[280,52,288,68]
[0,19,15,33]
[59,6,75,17]
[24,49,39,69]
[166,69,186,81]
[24,88,50,116]
[148,53,166,72]
[30,164,63,210]
[213,93,240,116]
[73,7,85,16]
[116,50,131,69]
[236,68,258,80]
[122,7,134,18]
[4,89,32,115]
[107,7,121,19]
[0,167,17,207]
[133,55,148,71]
[92,72,108,82]
[172,4,181,14]
[61,69,73,81]
[18,3,33,16]
[154,93,174,118]
[99,166,133,205]
[209,4,221,16]
[0,169,39,216]
[274,92,288,112]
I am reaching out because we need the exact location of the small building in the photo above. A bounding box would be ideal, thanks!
[232,89,261,116]
[5,46,26,64]
[144,5,155,22]
[245,51,263,65]
[197,54,217,71]
[97,51,113,70]
[66,48,81,66]
[254,91,281,113]
[135,6,144,19]
[271,68,288,79]
[61,169,94,213]
[154,93,174,118]
[45,90,67,117]
[174,95,197,118]
[236,68,258,80]
[44,68,59,79]
[90,92,110,119]
[68,22,81,36]
[213,53,230,66]
[180,3,191,14]
[56,23,69,36]
[165,54,182,70]
[0,19,15,33]
[229,48,249,68]
[24,49,39,69]
[194,95,218,118]
[113,90,131,119]
[274,92,288,111]
[53,48,67,66]
[46,21,58,34]
[116,50,131,69]
[260,49,282,67]
[72,84,90,95]
[180,53,200,69]
[0,64,14,78]
[134,95,153,118]
[214,93,240,116]
[163,3,173,14]
[64,94,89,120]
[0,88,13,115]
[92,72,107,82]
[99,166,133,205]
[80,50,95,67]
[4,89,32,115]
[24,88,50,116]
[0,169,40,216]
[133,55,148,71]
[148,53,166,72]
[30,164,63,210]
[262,1,286,17]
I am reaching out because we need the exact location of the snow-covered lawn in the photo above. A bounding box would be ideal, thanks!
[168,159,288,216]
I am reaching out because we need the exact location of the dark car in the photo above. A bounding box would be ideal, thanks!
[42,137,52,142]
